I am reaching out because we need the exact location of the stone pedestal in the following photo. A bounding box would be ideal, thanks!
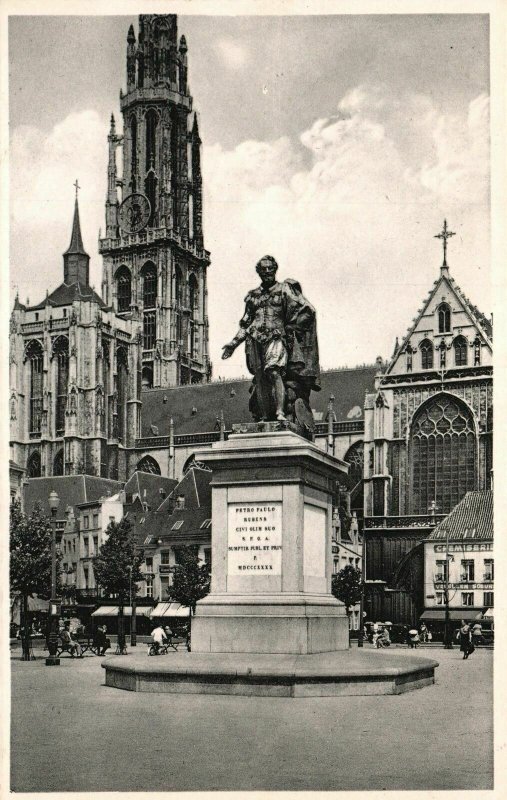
[191,430,350,655]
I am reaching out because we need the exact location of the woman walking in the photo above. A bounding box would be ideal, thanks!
[459,620,474,659]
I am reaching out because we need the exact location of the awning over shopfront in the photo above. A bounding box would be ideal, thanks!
[420,608,485,622]
[483,608,494,619]
[150,602,191,618]
[91,606,153,617]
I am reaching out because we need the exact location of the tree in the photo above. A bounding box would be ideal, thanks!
[331,565,362,620]
[166,546,211,638]
[93,517,144,653]
[10,500,60,660]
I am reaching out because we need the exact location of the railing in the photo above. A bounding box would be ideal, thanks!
[99,225,209,262]
[158,565,173,574]
[314,420,364,435]
[135,430,224,448]
[364,514,446,529]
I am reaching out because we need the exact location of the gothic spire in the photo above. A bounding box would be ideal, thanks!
[63,187,90,286]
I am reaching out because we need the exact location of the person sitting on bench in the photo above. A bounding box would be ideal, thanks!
[151,623,167,654]
[59,621,82,657]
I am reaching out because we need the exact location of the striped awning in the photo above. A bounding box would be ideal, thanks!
[150,602,191,618]
[91,606,153,617]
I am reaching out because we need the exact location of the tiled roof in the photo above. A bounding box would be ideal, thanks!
[140,366,377,437]
[428,491,493,541]
[23,476,123,521]
[30,282,106,310]
[123,471,177,511]
[157,466,211,513]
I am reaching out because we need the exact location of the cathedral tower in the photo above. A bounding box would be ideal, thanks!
[99,14,211,389]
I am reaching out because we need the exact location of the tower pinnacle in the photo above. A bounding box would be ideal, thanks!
[63,187,90,286]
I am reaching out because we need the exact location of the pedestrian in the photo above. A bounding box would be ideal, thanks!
[408,629,419,648]
[59,620,83,657]
[151,623,167,655]
[472,621,484,647]
[419,622,428,643]
[459,620,474,659]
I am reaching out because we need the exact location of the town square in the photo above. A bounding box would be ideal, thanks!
[6,5,500,794]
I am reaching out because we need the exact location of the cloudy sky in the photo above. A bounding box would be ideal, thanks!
[9,14,490,379]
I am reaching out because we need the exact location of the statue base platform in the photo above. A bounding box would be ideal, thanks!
[102,650,438,697]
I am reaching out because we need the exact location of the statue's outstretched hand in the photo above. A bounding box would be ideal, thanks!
[222,342,236,360]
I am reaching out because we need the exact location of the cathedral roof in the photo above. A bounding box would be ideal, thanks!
[23,476,123,521]
[140,366,377,438]
[428,490,493,541]
[29,281,106,310]
[63,197,88,257]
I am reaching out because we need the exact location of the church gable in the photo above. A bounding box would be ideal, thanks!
[386,257,492,378]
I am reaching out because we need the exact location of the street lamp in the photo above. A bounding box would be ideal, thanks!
[46,490,61,666]
[128,564,137,647]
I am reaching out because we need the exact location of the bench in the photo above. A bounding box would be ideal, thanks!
[150,633,190,655]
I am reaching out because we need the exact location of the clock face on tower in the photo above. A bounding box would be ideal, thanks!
[118,193,151,234]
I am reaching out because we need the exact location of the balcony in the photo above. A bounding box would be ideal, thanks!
[159,565,173,575]
[364,514,446,530]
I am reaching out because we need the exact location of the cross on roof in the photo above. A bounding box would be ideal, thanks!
[434,219,455,268]
[73,179,81,199]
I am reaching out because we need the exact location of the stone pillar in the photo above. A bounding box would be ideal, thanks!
[192,430,350,655]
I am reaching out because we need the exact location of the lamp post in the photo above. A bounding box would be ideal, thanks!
[443,526,453,649]
[46,490,61,666]
[128,564,137,647]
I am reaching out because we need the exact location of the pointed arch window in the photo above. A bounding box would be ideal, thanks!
[130,115,138,192]
[145,109,158,171]
[143,311,156,351]
[116,347,128,442]
[27,451,41,478]
[344,441,364,486]
[453,335,468,367]
[145,172,157,228]
[53,337,69,436]
[438,303,451,333]
[410,395,476,514]
[142,262,157,309]
[53,449,64,476]
[116,266,132,313]
[136,455,161,475]
[26,340,43,435]
[420,339,434,370]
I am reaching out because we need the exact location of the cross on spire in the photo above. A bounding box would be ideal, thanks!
[73,178,81,199]
[434,219,455,269]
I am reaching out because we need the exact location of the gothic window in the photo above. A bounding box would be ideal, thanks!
[420,339,434,370]
[53,449,64,476]
[27,451,41,478]
[410,394,476,515]
[145,109,158,171]
[453,335,468,367]
[142,262,157,309]
[145,172,157,228]
[136,455,161,475]
[116,266,132,312]
[188,273,198,358]
[53,337,69,436]
[143,310,156,350]
[130,116,138,192]
[438,303,451,333]
[27,340,43,435]
[344,441,364,486]
[474,338,481,366]
[142,366,153,389]
[116,347,128,442]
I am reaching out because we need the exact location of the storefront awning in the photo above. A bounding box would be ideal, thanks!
[420,608,485,622]
[150,602,191,618]
[91,606,153,617]
[483,608,494,619]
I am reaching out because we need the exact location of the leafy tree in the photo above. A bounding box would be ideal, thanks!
[166,546,211,637]
[93,516,144,653]
[331,565,362,619]
[10,500,61,660]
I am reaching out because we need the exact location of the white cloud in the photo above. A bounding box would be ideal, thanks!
[10,86,490,381]
[215,38,249,69]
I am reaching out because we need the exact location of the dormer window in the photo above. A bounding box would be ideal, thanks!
[438,303,451,333]
[175,495,185,510]
[453,335,468,367]
[420,339,433,370]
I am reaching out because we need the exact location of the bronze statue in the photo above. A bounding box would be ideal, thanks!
[222,256,320,431]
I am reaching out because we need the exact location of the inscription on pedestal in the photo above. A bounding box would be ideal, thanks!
[227,502,282,575]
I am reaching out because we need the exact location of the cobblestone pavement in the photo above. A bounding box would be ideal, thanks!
[10,644,493,792]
